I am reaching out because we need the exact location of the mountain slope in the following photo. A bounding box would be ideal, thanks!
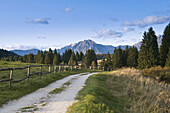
[10,49,39,56]
[0,49,18,59]
[57,39,128,54]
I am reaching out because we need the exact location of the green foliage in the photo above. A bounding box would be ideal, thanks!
[138,27,159,69]
[67,74,116,113]
[142,66,170,83]
[127,46,138,67]
[83,49,97,68]
[165,48,170,67]
[53,54,59,65]
[0,49,18,60]
[79,51,84,61]
[44,52,50,64]
[27,53,34,63]
[68,51,77,65]
[160,23,170,67]
[112,47,123,68]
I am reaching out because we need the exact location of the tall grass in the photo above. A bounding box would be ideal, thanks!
[68,68,170,113]
[110,68,170,112]
[142,66,170,83]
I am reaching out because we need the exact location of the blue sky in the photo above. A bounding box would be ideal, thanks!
[0,0,170,50]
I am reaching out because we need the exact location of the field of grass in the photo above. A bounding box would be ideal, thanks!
[67,68,170,113]
[0,61,96,108]
[142,66,170,83]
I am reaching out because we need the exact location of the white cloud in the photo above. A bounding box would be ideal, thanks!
[123,27,135,32]
[65,7,72,12]
[93,29,123,38]
[27,18,51,24]
[0,44,63,51]
[124,16,170,27]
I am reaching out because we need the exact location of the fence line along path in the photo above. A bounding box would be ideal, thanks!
[0,64,79,87]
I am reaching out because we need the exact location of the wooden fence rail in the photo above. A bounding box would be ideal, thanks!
[0,64,80,87]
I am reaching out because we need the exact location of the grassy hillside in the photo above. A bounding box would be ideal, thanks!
[67,68,170,113]
[0,61,94,108]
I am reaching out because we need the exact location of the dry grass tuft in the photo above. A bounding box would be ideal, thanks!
[109,68,170,113]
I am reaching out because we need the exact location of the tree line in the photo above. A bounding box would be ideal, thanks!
[100,23,170,70]
[1,48,97,68]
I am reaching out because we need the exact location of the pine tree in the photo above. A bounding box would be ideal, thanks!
[68,51,76,65]
[138,27,159,69]
[79,51,84,61]
[160,23,170,67]
[53,54,59,65]
[23,55,27,62]
[112,47,123,68]
[124,45,129,66]
[165,48,170,67]
[75,52,79,61]
[48,48,53,64]
[127,46,138,67]
[44,52,50,64]
[27,53,34,63]
[106,52,112,70]
[84,49,97,68]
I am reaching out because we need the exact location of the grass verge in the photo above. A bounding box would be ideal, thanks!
[0,61,97,108]
[67,68,170,113]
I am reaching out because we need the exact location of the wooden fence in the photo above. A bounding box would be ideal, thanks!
[0,65,80,87]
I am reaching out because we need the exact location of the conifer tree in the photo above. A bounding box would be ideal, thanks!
[68,51,76,65]
[160,23,170,67]
[106,52,112,70]
[84,49,97,68]
[23,55,27,62]
[75,52,79,61]
[127,46,138,67]
[53,54,60,65]
[165,48,170,67]
[44,52,50,64]
[27,53,34,63]
[138,28,159,69]
[112,47,123,68]
[48,48,53,64]
[79,51,84,61]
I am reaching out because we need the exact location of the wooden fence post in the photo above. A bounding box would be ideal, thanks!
[9,69,13,87]
[64,66,66,71]
[58,65,61,72]
[49,66,51,73]
[27,66,30,82]
[40,66,42,78]
[54,65,56,73]
[71,65,73,71]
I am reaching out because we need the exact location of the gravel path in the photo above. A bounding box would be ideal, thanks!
[0,72,98,113]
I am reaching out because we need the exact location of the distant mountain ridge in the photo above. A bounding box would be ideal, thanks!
[57,39,128,54]
[10,49,39,56]
[9,35,162,56]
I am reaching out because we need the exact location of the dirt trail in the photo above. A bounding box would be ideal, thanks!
[0,72,98,113]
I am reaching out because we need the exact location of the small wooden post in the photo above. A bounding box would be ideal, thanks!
[58,65,61,73]
[9,69,13,87]
[54,65,56,73]
[27,66,30,82]
[40,66,42,78]
[64,66,66,71]
[71,65,73,71]
[49,66,51,73]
